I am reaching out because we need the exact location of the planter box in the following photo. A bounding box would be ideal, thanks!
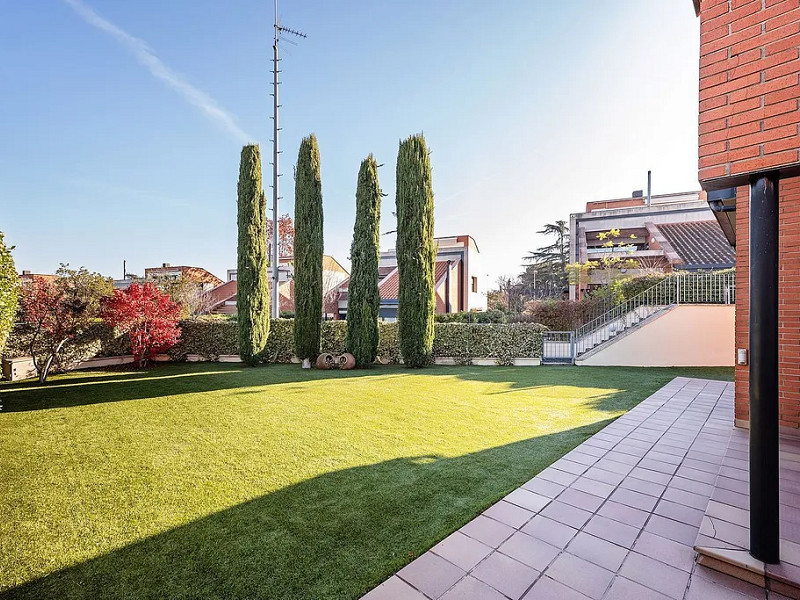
[219,355,243,363]
[2,356,37,381]
[513,357,541,366]
[434,356,541,367]
[73,355,135,370]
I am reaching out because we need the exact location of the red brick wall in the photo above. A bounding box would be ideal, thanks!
[735,176,800,427]
[698,0,800,184]
[585,198,646,212]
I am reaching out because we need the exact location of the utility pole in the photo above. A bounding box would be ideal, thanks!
[270,0,305,318]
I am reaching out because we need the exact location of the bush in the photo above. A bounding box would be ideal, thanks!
[435,310,506,324]
[0,231,18,356]
[4,319,549,368]
[516,298,607,331]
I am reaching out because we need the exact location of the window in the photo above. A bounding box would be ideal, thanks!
[471,276,478,293]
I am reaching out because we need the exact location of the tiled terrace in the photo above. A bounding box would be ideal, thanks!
[362,377,792,600]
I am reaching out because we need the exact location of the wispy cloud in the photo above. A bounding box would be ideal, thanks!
[62,0,253,143]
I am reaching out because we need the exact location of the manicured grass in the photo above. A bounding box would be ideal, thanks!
[0,363,732,599]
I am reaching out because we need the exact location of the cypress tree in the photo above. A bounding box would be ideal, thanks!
[0,230,18,357]
[293,134,324,362]
[236,144,270,365]
[346,155,382,367]
[395,134,436,367]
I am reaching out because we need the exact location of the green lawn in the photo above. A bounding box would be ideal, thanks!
[0,363,732,600]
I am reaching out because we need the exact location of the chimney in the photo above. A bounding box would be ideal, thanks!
[162,263,170,268]
[22,270,31,275]
[647,171,652,206]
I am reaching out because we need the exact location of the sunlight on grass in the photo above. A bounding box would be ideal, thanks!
[0,363,732,599]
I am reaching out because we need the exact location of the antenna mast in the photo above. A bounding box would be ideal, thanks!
[271,0,306,318]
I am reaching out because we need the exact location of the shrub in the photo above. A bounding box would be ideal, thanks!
[294,135,324,361]
[346,155,382,367]
[435,310,507,324]
[515,298,607,331]
[102,283,182,367]
[395,134,436,367]
[0,231,18,356]
[237,144,271,365]
[433,323,547,365]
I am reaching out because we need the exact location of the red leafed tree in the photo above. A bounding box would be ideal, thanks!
[102,283,182,367]
[266,213,295,258]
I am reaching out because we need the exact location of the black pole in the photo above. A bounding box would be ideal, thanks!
[749,172,780,564]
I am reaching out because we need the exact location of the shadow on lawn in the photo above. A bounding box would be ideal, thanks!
[2,421,614,600]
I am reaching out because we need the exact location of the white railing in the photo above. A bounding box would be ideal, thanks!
[573,271,734,358]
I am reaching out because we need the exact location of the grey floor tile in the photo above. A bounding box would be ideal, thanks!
[397,552,465,599]
[472,552,539,600]
[498,531,560,571]
[439,575,507,600]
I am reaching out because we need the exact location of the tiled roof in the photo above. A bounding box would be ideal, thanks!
[208,280,237,308]
[657,221,735,269]
[378,260,457,301]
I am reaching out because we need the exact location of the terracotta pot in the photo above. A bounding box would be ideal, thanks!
[338,353,356,370]
[315,354,333,369]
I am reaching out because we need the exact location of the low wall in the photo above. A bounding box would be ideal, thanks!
[576,305,734,367]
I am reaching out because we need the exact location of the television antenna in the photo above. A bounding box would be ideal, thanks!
[270,0,306,318]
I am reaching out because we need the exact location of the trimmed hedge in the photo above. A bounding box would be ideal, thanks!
[3,319,548,366]
[435,310,507,324]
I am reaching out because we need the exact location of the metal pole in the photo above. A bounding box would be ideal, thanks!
[749,172,780,564]
[271,0,280,319]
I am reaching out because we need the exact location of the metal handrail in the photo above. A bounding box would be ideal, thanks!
[574,271,734,357]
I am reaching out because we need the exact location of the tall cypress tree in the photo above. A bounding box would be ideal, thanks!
[237,144,270,365]
[0,230,18,357]
[346,155,382,367]
[293,134,324,363]
[395,134,436,367]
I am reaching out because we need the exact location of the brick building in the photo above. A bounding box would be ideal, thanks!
[692,0,800,584]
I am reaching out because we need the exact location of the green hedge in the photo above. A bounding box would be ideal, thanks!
[3,318,548,366]
[435,310,507,324]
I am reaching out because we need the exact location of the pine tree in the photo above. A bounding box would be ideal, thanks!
[346,155,382,367]
[293,134,324,362]
[395,134,435,367]
[236,144,270,365]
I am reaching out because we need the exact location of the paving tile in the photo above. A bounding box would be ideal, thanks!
[699,516,749,548]
[522,576,591,600]
[472,552,539,600]
[610,487,659,512]
[457,515,515,549]
[432,531,493,571]
[482,500,534,529]
[619,552,690,599]
[584,515,641,548]
[705,499,749,528]
[596,500,650,529]
[539,500,593,529]
[553,459,589,476]
[565,531,628,572]
[595,459,635,476]
[521,476,565,499]
[498,531,560,571]
[669,476,714,496]
[571,476,616,499]
[619,476,666,498]
[645,514,700,546]
[520,515,578,549]
[661,486,710,511]
[361,576,429,600]
[629,467,673,485]
[565,451,601,467]
[397,552,465,599]
[583,466,626,486]
[439,575,507,600]
[545,552,614,599]
[505,488,551,513]
[538,467,579,487]
[654,499,705,528]
[632,531,697,573]
[605,577,674,600]
[558,487,605,513]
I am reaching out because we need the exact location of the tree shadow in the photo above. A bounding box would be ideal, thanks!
[2,422,613,600]
[0,363,402,413]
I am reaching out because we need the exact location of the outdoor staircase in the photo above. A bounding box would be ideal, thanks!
[541,272,735,364]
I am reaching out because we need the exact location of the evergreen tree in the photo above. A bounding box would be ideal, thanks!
[522,220,571,298]
[395,134,435,367]
[236,144,270,365]
[293,134,324,362]
[346,155,382,367]
[0,230,19,356]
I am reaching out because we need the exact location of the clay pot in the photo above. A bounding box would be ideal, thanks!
[338,353,356,370]
[316,353,333,369]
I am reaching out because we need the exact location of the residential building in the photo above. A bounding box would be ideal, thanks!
[333,235,486,321]
[569,190,735,299]
[211,255,349,317]
[18,270,56,286]
[690,0,800,590]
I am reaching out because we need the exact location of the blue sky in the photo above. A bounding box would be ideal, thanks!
[0,1,700,285]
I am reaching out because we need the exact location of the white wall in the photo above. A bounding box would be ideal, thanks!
[577,305,734,367]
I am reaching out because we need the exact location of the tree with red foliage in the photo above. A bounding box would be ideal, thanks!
[266,213,295,258]
[18,266,112,383]
[102,283,182,367]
